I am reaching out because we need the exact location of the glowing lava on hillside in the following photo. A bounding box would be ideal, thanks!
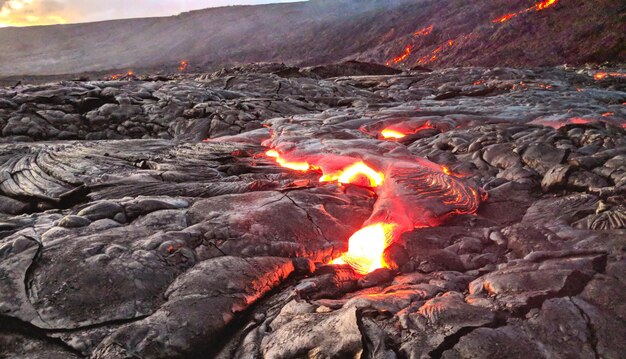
[387,25,434,65]
[418,40,455,65]
[391,45,412,64]
[263,137,484,274]
[380,122,434,139]
[492,0,559,23]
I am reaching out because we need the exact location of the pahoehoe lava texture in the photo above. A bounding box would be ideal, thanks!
[1,63,625,358]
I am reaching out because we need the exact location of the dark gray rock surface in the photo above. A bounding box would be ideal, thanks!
[0,64,625,358]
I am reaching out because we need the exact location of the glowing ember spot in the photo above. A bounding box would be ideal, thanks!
[442,166,452,175]
[266,149,279,158]
[381,129,407,139]
[594,73,608,80]
[331,223,396,274]
[179,60,189,72]
[321,162,385,188]
[602,112,614,117]
[109,70,134,80]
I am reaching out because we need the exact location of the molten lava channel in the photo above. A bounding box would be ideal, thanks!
[264,138,485,275]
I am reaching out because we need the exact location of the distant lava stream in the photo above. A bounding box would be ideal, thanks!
[387,0,560,66]
[262,131,485,274]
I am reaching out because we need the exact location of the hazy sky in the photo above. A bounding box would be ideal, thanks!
[0,0,302,27]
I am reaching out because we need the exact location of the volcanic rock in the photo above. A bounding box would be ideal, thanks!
[0,64,624,358]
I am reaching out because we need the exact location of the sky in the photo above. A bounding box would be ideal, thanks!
[0,0,302,27]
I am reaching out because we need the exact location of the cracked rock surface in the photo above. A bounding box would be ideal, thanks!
[1,63,625,358]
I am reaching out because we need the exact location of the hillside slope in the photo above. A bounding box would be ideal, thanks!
[0,0,623,77]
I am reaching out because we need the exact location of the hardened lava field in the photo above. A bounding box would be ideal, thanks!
[0,63,625,358]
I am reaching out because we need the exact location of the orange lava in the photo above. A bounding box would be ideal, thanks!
[387,25,433,65]
[265,150,311,172]
[535,0,558,11]
[320,162,385,187]
[418,40,455,65]
[179,60,189,72]
[392,45,412,64]
[263,138,484,275]
[492,13,517,23]
[380,123,434,139]
[594,72,626,80]
[109,70,134,80]
[414,25,434,37]
[492,0,558,23]
[331,223,396,274]
[381,129,407,139]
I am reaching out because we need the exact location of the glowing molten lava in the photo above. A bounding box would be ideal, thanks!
[379,122,435,139]
[320,162,385,187]
[331,223,396,274]
[109,70,135,80]
[262,125,485,275]
[418,40,455,65]
[387,25,433,65]
[179,60,189,72]
[381,129,407,139]
[414,25,434,37]
[492,0,558,23]
[266,150,311,172]
[392,45,412,64]
[535,0,558,11]
[593,72,626,80]
[492,13,517,23]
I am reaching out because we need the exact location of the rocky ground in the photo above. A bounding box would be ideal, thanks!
[0,62,625,358]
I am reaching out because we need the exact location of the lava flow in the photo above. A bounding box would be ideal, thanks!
[263,135,484,275]
[331,223,396,274]
[387,25,433,65]
[418,40,455,65]
[492,0,558,23]
[391,45,412,64]
[593,72,626,80]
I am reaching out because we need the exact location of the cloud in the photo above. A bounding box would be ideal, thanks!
[0,0,303,27]
[0,0,71,26]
